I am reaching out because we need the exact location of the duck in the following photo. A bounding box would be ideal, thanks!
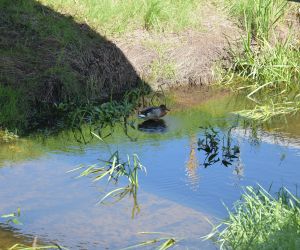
[138,104,170,120]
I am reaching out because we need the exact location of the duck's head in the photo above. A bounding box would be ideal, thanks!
[159,104,170,111]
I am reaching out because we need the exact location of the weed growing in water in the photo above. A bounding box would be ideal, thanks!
[69,135,146,218]
[9,243,66,250]
[123,232,179,250]
[1,208,22,225]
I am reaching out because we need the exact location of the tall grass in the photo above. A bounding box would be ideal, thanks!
[222,0,300,121]
[0,86,27,130]
[226,0,287,40]
[205,186,300,249]
[38,0,202,36]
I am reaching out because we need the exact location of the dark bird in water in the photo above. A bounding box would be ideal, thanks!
[138,104,170,120]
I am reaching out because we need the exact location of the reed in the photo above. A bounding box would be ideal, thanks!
[221,0,300,121]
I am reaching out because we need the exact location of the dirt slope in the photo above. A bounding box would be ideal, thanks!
[115,3,241,89]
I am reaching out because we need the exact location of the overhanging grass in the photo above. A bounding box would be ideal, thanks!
[206,186,300,249]
[220,0,300,121]
[38,0,202,36]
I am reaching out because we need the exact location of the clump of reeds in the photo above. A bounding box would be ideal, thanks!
[205,185,300,249]
[222,0,300,121]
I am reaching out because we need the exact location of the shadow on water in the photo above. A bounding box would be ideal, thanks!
[138,119,167,133]
[0,0,150,132]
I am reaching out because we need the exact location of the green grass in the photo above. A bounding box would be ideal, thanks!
[225,0,287,40]
[39,0,202,36]
[205,186,300,249]
[220,0,300,121]
[1,0,148,132]
[0,86,27,130]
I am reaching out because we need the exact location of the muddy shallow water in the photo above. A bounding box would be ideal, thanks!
[0,95,300,249]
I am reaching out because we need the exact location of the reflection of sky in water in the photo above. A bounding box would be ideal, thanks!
[0,97,300,248]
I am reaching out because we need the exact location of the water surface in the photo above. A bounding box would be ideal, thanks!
[0,95,300,249]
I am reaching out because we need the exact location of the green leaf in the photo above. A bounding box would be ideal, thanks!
[1,213,15,218]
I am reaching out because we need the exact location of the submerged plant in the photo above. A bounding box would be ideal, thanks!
[9,243,66,250]
[123,232,179,250]
[205,185,300,249]
[1,208,22,225]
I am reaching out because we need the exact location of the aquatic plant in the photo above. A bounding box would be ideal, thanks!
[198,126,240,168]
[69,136,146,218]
[1,209,66,249]
[123,232,179,250]
[1,208,22,225]
[9,243,66,250]
[205,185,300,249]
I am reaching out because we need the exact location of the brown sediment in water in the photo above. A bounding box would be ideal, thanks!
[168,85,231,111]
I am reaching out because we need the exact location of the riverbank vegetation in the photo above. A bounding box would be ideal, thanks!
[206,185,300,249]
[0,0,204,134]
[220,0,300,121]
[0,0,149,133]
[39,0,202,35]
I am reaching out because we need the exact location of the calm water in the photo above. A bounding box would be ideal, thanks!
[0,95,300,249]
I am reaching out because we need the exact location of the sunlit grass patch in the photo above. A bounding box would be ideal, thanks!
[225,38,300,121]
[38,0,202,36]
[205,186,300,249]
[220,0,300,121]
[224,0,287,40]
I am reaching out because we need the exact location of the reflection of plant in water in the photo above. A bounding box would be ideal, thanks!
[68,84,168,143]
[198,126,240,168]
[67,88,144,143]
[70,136,146,218]
[185,135,200,190]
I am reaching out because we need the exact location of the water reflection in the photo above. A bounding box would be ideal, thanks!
[138,119,167,133]
[185,135,200,191]
[1,94,300,248]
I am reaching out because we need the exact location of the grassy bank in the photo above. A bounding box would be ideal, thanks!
[0,0,204,133]
[0,0,148,133]
[220,0,300,121]
[206,186,300,249]
[38,0,202,36]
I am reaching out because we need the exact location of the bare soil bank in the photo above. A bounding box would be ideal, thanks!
[115,2,241,89]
